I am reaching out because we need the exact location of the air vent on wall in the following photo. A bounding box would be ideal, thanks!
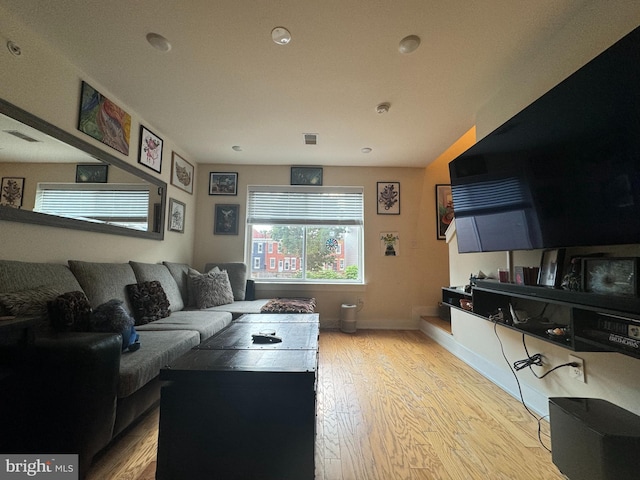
[4,130,40,142]
[304,133,318,145]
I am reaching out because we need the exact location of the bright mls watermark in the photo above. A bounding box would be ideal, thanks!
[1,455,78,479]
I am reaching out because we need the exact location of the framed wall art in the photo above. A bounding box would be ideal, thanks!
[1,177,25,208]
[435,184,454,240]
[138,125,163,173]
[209,172,238,195]
[170,152,194,194]
[76,164,108,183]
[583,257,637,296]
[214,204,240,235]
[538,248,566,287]
[168,198,186,233]
[78,81,131,155]
[377,182,400,215]
[291,166,323,186]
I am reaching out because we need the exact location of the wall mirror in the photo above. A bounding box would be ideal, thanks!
[0,98,166,240]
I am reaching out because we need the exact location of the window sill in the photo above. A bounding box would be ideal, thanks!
[254,282,367,294]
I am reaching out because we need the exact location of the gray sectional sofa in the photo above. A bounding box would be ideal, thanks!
[0,259,268,478]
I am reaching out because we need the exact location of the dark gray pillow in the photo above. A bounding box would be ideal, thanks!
[192,271,234,309]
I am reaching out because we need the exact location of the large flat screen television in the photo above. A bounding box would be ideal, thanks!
[449,26,640,253]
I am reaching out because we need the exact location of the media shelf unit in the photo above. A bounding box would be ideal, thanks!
[448,280,640,359]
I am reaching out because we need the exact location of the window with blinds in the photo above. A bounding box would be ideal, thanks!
[34,183,150,231]
[246,185,364,283]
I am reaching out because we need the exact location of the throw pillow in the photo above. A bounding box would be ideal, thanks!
[47,291,92,332]
[0,286,61,317]
[203,262,247,301]
[126,280,171,325]
[187,267,220,307]
[90,299,141,352]
[192,270,234,309]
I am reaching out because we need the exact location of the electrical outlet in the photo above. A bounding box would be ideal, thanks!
[569,354,586,383]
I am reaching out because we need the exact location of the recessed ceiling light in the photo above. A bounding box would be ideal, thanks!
[6,40,21,57]
[232,145,243,152]
[399,35,421,54]
[271,27,292,45]
[376,103,390,114]
[361,147,372,154]
[146,33,172,52]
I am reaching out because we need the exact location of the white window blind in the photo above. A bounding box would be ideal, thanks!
[35,183,150,230]
[247,185,364,225]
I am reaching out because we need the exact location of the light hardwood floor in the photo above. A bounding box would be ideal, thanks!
[87,329,565,480]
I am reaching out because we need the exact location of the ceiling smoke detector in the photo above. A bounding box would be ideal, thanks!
[376,103,390,114]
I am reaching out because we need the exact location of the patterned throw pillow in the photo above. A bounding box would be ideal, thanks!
[126,280,171,325]
[47,291,92,332]
[192,270,234,309]
[0,286,61,317]
[187,267,220,307]
[260,297,317,314]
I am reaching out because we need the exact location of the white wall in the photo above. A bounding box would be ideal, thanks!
[0,5,197,265]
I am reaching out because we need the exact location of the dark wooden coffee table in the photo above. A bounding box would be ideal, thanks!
[156,313,319,480]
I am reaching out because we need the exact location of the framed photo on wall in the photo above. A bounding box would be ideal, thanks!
[138,125,163,173]
[1,177,25,208]
[209,172,238,195]
[76,164,108,183]
[214,204,240,235]
[435,184,454,240]
[170,152,194,194]
[168,198,186,233]
[377,182,400,214]
[291,166,323,186]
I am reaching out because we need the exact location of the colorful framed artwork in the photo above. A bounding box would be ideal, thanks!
[209,172,238,195]
[291,166,323,186]
[377,182,400,215]
[78,81,131,155]
[214,204,240,235]
[1,177,25,208]
[171,152,194,194]
[435,184,454,240]
[75,164,108,183]
[168,198,186,233]
[138,125,163,173]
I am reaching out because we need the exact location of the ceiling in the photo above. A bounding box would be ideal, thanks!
[0,0,590,167]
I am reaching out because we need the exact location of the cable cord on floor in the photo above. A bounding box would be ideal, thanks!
[492,320,552,453]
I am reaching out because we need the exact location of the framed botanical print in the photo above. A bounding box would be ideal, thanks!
[138,125,163,173]
[377,182,400,215]
[168,198,186,233]
[1,177,25,208]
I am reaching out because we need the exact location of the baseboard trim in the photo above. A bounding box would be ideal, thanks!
[420,319,550,417]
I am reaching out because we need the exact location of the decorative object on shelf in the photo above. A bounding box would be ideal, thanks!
[168,198,186,233]
[561,257,583,291]
[214,204,240,235]
[377,182,400,215]
[209,172,238,195]
[170,152,194,194]
[138,125,163,173]
[1,177,25,208]
[538,248,565,288]
[78,81,131,155]
[75,164,108,183]
[290,166,323,186]
[435,184,453,240]
[583,257,637,296]
[380,232,399,256]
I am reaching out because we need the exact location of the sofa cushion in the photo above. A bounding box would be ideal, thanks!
[204,299,271,320]
[126,281,171,325]
[135,309,232,341]
[192,270,234,308]
[68,260,137,311]
[0,286,62,317]
[118,329,200,398]
[129,261,184,312]
[204,262,247,301]
[162,261,190,306]
[47,291,92,332]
